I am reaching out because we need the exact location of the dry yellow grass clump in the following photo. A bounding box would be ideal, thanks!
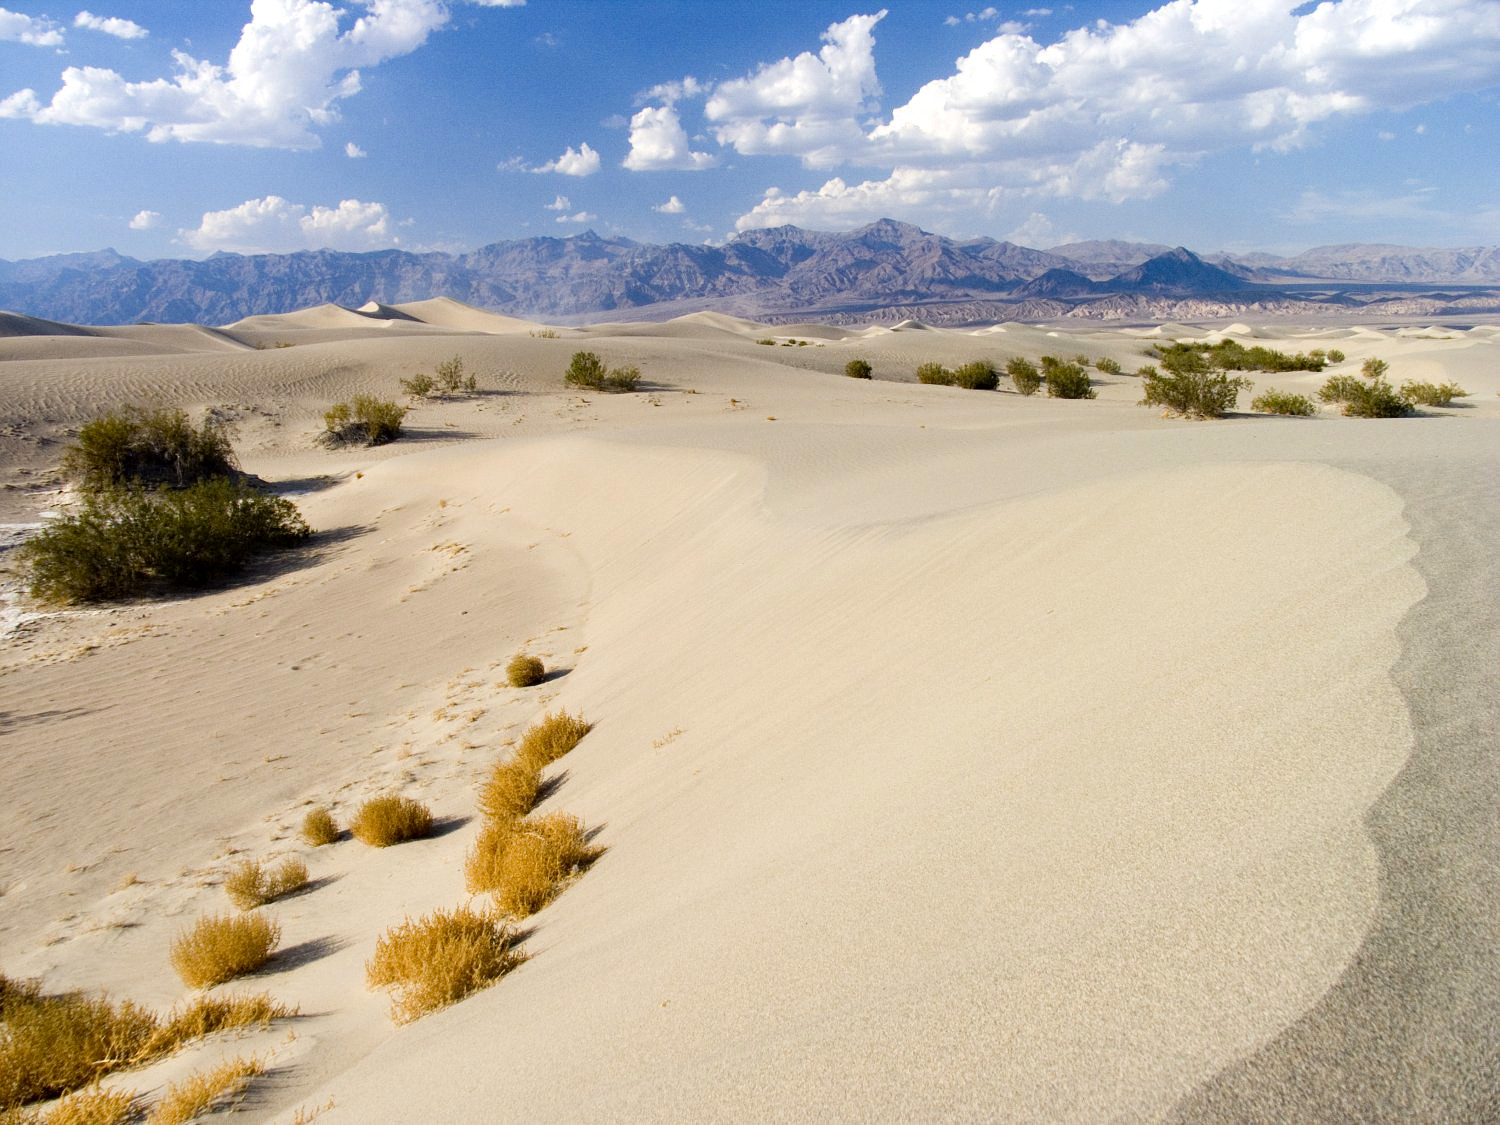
[0,974,289,1112]
[476,757,540,823]
[300,807,339,847]
[169,914,280,989]
[145,1055,265,1125]
[366,906,525,1024]
[2,1084,137,1125]
[223,857,308,910]
[506,653,546,687]
[350,795,433,847]
[466,812,601,918]
[515,710,592,772]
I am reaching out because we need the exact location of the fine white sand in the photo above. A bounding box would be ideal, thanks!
[1,303,1496,1120]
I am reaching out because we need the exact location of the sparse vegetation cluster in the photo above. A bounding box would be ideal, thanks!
[323,394,408,445]
[1006,357,1042,395]
[506,653,546,687]
[365,907,525,1025]
[1250,390,1318,416]
[223,857,308,910]
[1139,349,1251,418]
[844,359,873,379]
[300,807,339,846]
[351,795,433,847]
[916,360,999,390]
[62,407,236,492]
[402,356,478,398]
[169,913,280,989]
[1400,379,1468,406]
[565,351,640,393]
[1040,356,1096,399]
[1151,339,1327,373]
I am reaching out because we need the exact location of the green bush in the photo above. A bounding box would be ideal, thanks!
[399,372,436,398]
[1095,357,1122,375]
[1151,340,1325,373]
[1326,349,1345,363]
[435,356,477,395]
[1361,357,1389,380]
[1400,380,1468,406]
[62,407,236,492]
[323,395,407,445]
[844,359,873,379]
[1139,350,1249,417]
[915,362,955,386]
[755,338,774,346]
[564,351,640,393]
[1006,357,1042,396]
[1250,390,1318,416]
[952,360,999,390]
[1041,357,1096,400]
[1318,372,1411,417]
[18,479,310,603]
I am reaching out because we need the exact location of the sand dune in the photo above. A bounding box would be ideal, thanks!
[0,304,1496,1121]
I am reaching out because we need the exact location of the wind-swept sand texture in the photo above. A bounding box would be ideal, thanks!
[0,307,1495,1120]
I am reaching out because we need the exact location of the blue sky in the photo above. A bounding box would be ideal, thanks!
[1,0,1497,261]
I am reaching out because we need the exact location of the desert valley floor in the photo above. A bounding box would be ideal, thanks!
[1,300,1496,1121]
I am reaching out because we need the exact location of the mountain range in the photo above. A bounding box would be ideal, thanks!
[2,219,1498,327]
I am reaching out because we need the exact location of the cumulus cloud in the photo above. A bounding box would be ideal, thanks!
[543,194,570,210]
[944,8,999,26]
[1004,211,1077,247]
[721,0,1500,230]
[623,105,717,170]
[74,11,148,40]
[345,140,366,158]
[0,7,63,46]
[653,195,686,214]
[554,210,596,224]
[180,195,396,253]
[637,75,705,106]
[531,141,601,176]
[128,209,161,230]
[3,0,520,148]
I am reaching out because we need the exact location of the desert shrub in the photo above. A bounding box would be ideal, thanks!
[529,328,559,339]
[1152,340,1324,373]
[434,355,477,395]
[1005,357,1042,395]
[146,1055,264,1125]
[1361,357,1389,380]
[565,351,639,393]
[1400,380,1468,406]
[506,653,545,687]
[1140,352,1250,418]
[19,479,310,604]
[755,338,774,346]
[300,807,338,847]
[62,407,236,493]
[1042,358,1096,400]
[515,710,593,771]
[3,1084,137,1124]
[0,978,288,1111]
[222,858,308,911]
[844,359,872,379]
[350,796,432,847]
[169,914,279,989]
[487,813,600,918]
[477,758,540,824]
[1095,357,1122,375]
[1251,390,1318,416]
[952,360,999,390]
[366,906,525,1024]
[323,395,406,446]
[463,819,516,894]
[1319,372,1411,417]
[398,372,435,398]
[1326,349,1345,363]
[915,363,955,386]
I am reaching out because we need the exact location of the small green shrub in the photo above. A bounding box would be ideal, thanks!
[350,796,433,847]
[300,807,338,847]
[1251,390,1318,416]
[1151,340,1325,373]
[565,351,639,393]
[1042,357,1096,400]
[18,479,310,604]
[323,395,407,445]
[755,338,774,346]
[435,356,477,395]
[1318,372,1411,417]
[1400,380,1468,406]
[844,359,872,379]
[915,362,955,386]
[1326,349,1345,363]
[1361,357,1389,380]
[1006,357,1041,395]
[506,653,545,687]
[398,372,436,398]
[169,914,280,989]
[366,906,525,1024]
[1095,357,1122,375]
[952,360,999,390]
[1140,361,1249,418]
[62,408,236,493]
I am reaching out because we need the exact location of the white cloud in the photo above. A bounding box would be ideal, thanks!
[128,209,161,230]
[180,195,396,253]
[543,194,570,210]
[554,210,596,224]
[531,141,601,176]
[0,7,63,46]
[623,105,717,170]
[345,140,366,158]
[4,0,521,148]
[637,75,705,106]
[74,11,148,40]
[945,7,1000,26]
[720,0,1500,231]
[653,195,686,214]
[1004,211,1077,246]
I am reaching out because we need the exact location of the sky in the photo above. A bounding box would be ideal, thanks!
[0,0,1497,262]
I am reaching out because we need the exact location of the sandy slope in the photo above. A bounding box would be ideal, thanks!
[0,308,1496,1120]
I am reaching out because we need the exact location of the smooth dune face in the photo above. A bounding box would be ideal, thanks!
[0,307,1494,1120]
